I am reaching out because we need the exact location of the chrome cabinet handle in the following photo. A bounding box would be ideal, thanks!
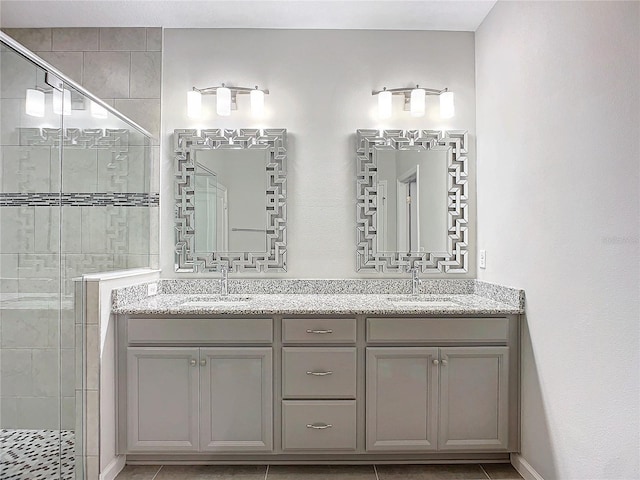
[306,371,333,376]
[190,359,197,367]
[200,359,207,367]
[306,329,333,334]
[432,359,439,365]
[306,423,333,429]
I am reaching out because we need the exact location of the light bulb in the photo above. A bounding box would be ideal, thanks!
[216,86,231,116]
[25,89,45,117]
[410,88,425,117]
[440,91,455,118]
[53,89,71,116]
[187,90,202,118]
[378,90,392,119]
[90,101,108,119]
[250,88,265,117]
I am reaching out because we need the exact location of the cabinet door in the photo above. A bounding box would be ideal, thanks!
[366,347,439,451]
[200,347,273,452]
[438,347,509,450]
[127,347,199,452]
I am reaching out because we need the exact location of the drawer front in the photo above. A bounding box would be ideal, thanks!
[282,318,356,343]
[282,400,356,451]
[367,317,509,343]
[128,318,272,344]
[282,348,356,399]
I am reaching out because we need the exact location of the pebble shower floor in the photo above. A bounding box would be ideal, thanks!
[0,430,75,480]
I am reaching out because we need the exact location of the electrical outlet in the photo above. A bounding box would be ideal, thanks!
[479,250,487,269]
[147,282,158,296]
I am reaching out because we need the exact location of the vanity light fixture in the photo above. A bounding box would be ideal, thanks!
[372,85,454,119]
[52,89,71,116]
[187,84,269,118]
[25,89,45,117]
[90,101,108,119]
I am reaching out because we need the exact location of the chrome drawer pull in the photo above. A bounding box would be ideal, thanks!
[306,423,333,429]
[306,329,333,334]
[306,371,333,376]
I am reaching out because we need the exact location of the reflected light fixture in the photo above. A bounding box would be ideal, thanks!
[372,85,454,119]
[187,84,269,118]
[90,101,108,119]
[52,89,71,116]
[25,89,45,117]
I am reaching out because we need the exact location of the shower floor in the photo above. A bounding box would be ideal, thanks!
[0,429,75,480]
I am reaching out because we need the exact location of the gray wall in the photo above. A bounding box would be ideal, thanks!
[476,2,639,478]
[162,29,476,278]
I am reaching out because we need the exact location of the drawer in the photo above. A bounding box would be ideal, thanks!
[367,317,509,343]
[282,348,356,399]
[282,318,356,343]
[127,317,272,344]
[282,400,356,451]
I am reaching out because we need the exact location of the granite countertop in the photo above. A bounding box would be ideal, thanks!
[113,292,522,316]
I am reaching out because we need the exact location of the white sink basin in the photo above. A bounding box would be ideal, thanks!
[386,296,460,308]
[181,295,252,307]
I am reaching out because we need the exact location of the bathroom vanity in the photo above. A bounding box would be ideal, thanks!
[114,282,522,464]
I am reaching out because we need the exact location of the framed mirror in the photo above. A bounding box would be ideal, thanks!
[174,128,287,272]
[356,129,468,273]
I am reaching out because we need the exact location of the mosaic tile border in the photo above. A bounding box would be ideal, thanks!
[0,192,159,207]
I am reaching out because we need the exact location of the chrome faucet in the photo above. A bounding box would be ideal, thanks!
[410,267,422,295]
[219,265,229,296]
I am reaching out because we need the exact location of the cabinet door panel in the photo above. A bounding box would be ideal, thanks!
[438,347,509,450]
[127,347,199,452]
[200,347,273,452]
[366,347,438,451]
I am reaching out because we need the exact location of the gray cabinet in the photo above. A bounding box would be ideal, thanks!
[366,346,509,452]
[126,346,272,453]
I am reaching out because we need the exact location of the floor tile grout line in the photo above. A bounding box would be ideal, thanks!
[150,464,162,480]
[373,464,380,480]
[264,464,269,480]
[479,463,492,479]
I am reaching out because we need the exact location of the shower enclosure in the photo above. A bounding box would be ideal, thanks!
[0,32,157,479]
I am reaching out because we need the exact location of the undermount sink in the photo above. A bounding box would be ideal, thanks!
[181,295,252,307]
[386,295,460,308]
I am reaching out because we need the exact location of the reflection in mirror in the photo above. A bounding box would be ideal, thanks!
[356,129,468,273]
[175,129,287,272]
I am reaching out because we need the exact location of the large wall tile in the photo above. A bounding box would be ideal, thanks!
[3,28,52,52]
[34,207,60,254]
[1,207,34,254]
[2,146,55,193]
[0,253,19,293]
[113,99,160,139]
[62,147,98,193]
[16,396,59,429]
[1,309,50,348]
[0,397,18,428]
[61,395,76,430]
[61,348,76,396]
[99,28,146,51]
[61,206,82,254]
[52,28,98,52]
[18,253,60,294]
[1,50,38,99]
[83,51,130,99]
[130,51,161,98]
[32,348,60,396]
[1,349,33,396]
[35,51,83,85]
[146,28,162,51]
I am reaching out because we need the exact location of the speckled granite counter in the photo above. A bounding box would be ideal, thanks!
[112,280,524,316]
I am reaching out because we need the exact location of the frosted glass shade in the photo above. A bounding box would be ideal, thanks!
[440,91,455,118]
[410,88,425,117]
[216,86,231,116]
[187,90,202,118]
[378,90,392,119]
[250,89,265,117]
[25,89,45,117]
[90,101,108,119]
[53,89,71,116]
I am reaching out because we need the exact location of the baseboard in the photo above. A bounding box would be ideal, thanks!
[100,455,126,480]
[511,453,545,480]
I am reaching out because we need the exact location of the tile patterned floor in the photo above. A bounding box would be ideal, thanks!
[0,429,75,480]
[115,464,524,480]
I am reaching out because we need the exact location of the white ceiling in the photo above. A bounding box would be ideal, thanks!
[0,0,496,31]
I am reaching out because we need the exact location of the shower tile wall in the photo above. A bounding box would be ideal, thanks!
[0,30,160,433]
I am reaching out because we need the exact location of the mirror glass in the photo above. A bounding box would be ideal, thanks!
[175,128,287,272]
[194,149,267,253]
[356,129,468,273]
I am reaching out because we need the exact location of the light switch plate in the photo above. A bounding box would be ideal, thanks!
[479,250,486,269]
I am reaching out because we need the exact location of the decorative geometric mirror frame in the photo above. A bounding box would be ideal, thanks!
[174,128,287,272]
[356,129,468,273]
